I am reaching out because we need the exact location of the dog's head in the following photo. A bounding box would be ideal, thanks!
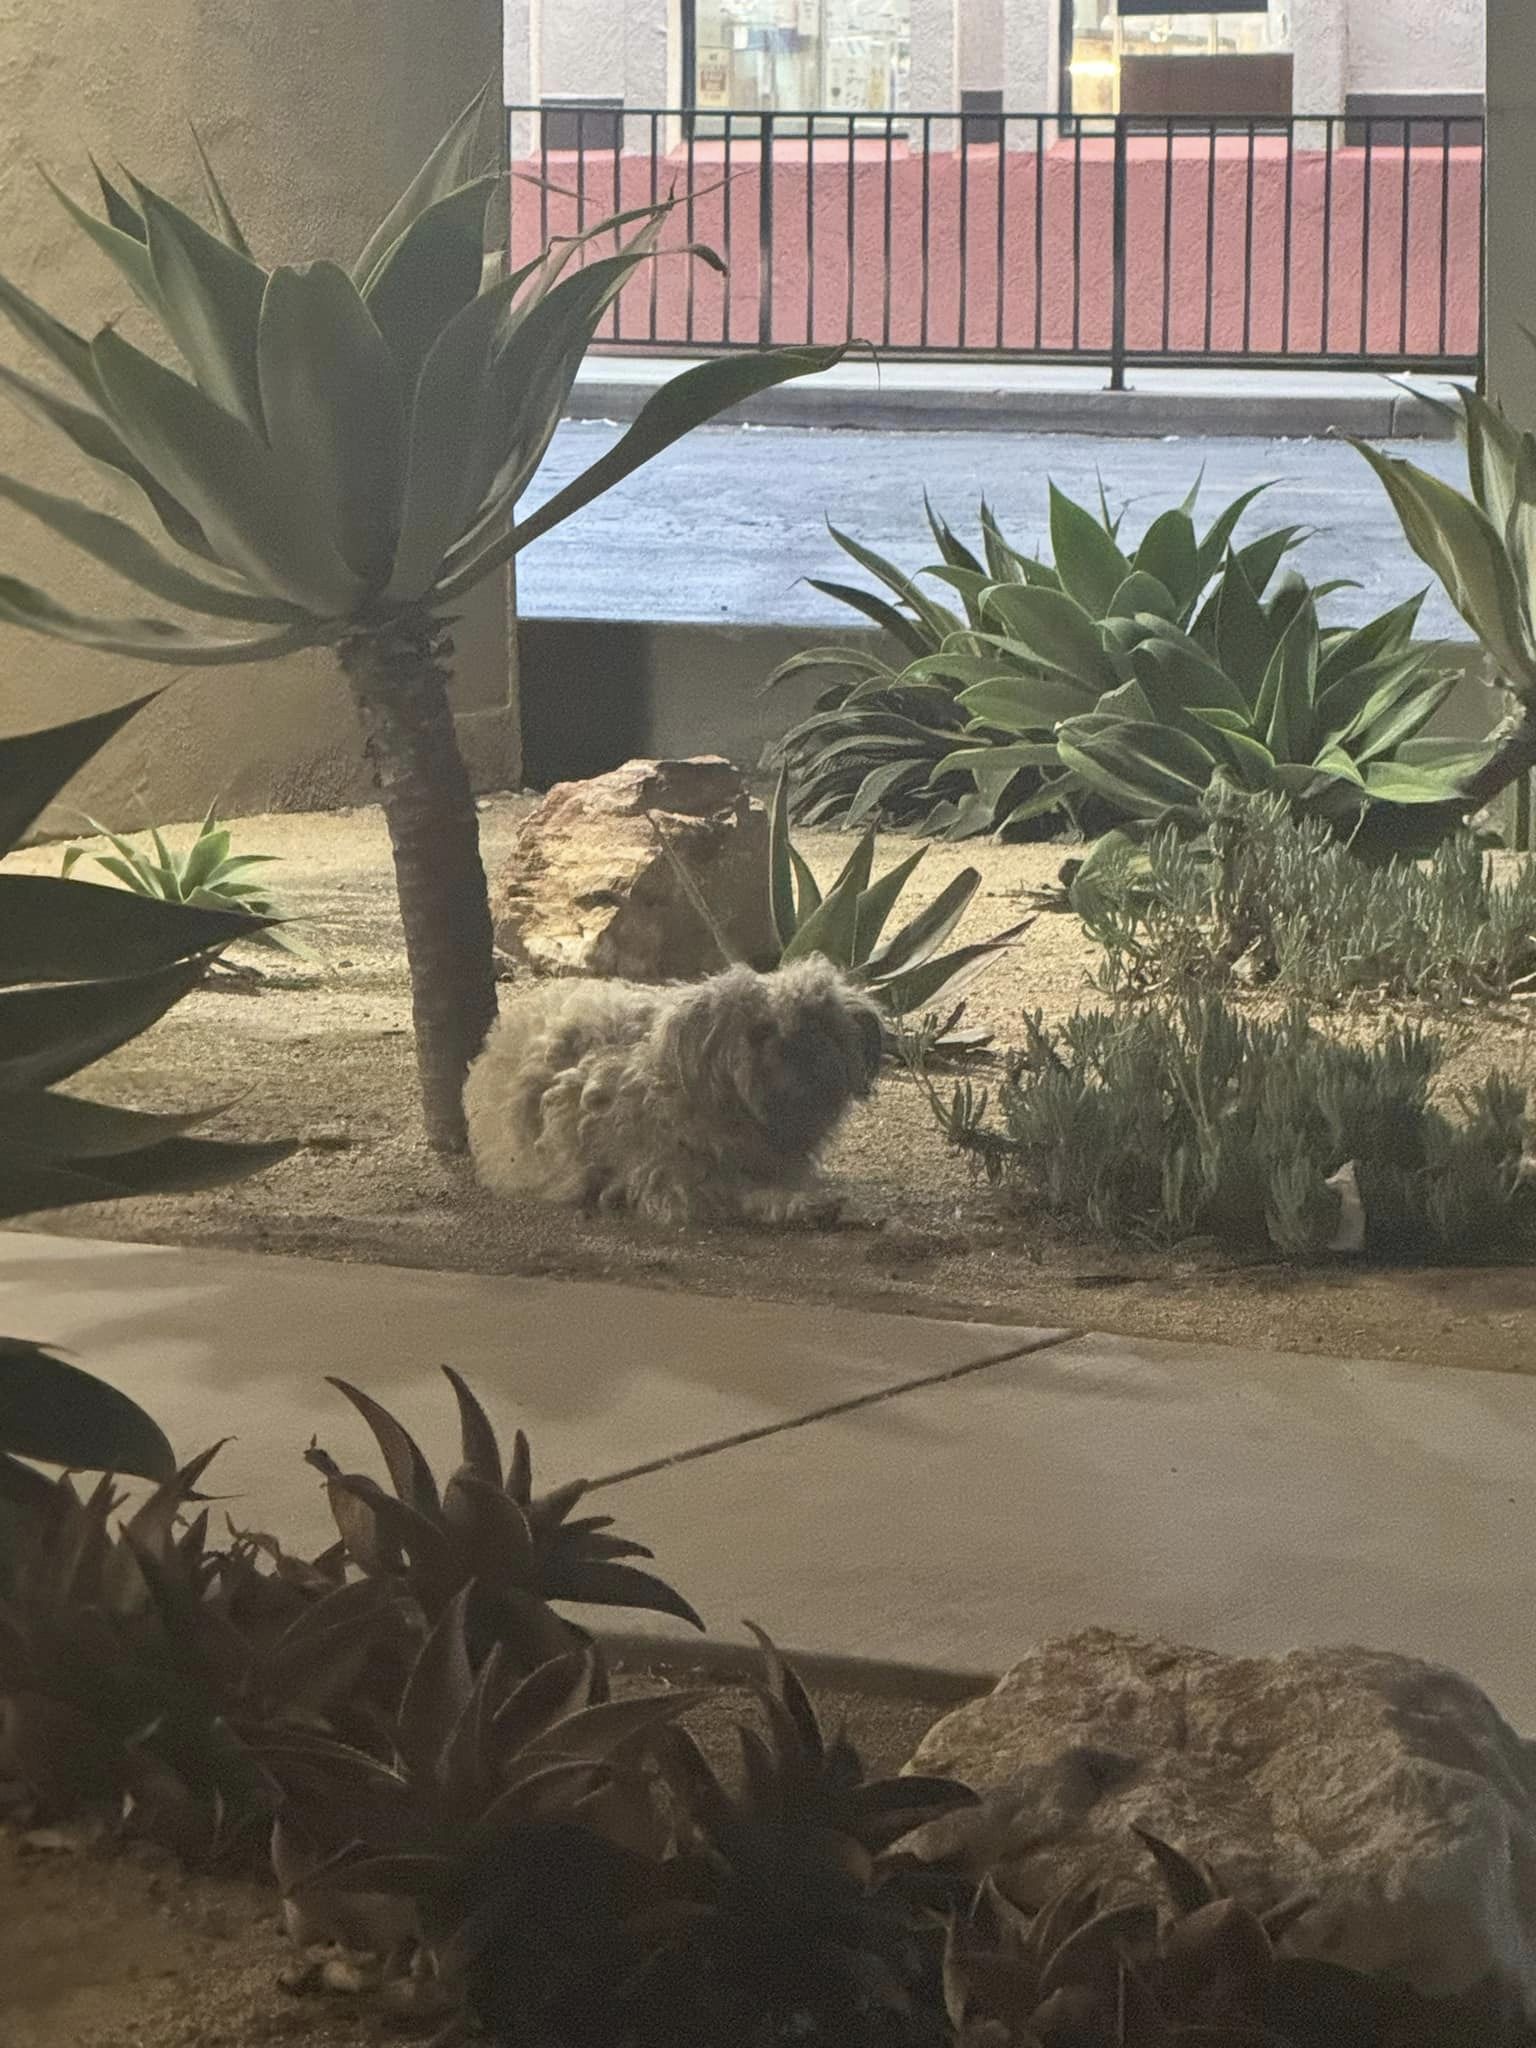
[661,957,883,1158]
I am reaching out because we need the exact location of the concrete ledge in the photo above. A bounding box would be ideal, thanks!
[596,1628,996,1706]
[572,356,1459,441]
[519,615,1492,791]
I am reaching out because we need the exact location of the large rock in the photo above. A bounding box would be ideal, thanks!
[905,1628,1536,2014]
[493,758,777,982]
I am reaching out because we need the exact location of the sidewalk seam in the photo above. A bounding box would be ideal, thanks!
[590,1326,1082,1491]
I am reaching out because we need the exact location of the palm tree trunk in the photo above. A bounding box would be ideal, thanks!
[339,611,497,1153]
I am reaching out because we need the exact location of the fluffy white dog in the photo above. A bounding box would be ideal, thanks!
[463,957,883,1225]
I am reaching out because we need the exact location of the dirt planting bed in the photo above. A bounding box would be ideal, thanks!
[10,795,1536,1372]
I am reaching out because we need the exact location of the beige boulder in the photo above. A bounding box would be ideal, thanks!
[492,757,777,982]
[904,1628,1536,2014]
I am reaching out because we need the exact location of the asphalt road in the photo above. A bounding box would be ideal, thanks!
[516,420,1468,638]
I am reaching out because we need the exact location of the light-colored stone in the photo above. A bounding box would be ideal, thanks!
[491,757,777,983]
[906,1628,1536,2014]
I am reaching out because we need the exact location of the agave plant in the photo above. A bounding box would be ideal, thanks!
[62,802,304,957]
[1,1337,174,1502]
[0,85,842,1149]
[304,1367,703,1667]
[934,555,1479,858]
[762,772,1031,1051]
[940,1830,1458,2047]
[456,1623,977,2048]
[1353,383,1536,819]
[0,1430,415,1852]
[0,694,293,1214]
[770,479,1296,838]
[272,1587,697,1982]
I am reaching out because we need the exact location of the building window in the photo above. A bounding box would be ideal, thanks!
[688,0,911,117]
[1066,3,1292,118]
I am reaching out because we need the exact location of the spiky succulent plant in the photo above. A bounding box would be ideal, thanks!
[303,1367,702,1669]
[0,1438,415,1855]
[940,1830,1503,2048]
[271,1586,700,1995]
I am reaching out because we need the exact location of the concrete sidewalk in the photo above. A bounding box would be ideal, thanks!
[4,1232,1533,1720]
[571,355,1459,440]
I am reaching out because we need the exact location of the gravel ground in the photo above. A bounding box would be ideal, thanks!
[10,796,1536,1372]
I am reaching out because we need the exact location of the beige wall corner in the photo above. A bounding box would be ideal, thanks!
[1485,0,1536,426]
[0,0,517,827]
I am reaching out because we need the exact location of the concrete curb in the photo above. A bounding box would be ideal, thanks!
[568,369,1455,441]
[596,1627,998,1706]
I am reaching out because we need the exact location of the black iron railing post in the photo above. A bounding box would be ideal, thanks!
[759,111,776,347]
[1109,114,1129,390]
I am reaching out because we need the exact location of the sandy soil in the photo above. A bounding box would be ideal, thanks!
[3,1660,952,2048]
[11,794,1536,1372]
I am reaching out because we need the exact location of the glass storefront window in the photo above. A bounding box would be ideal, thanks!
[691,0,911,118]
[1068,3,1292,117]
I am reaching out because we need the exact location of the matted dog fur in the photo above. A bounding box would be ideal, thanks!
[463,957,883,1225]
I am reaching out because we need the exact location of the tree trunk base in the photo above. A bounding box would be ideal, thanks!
[340,613,498,1154]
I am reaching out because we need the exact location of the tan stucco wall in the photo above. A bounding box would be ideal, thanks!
[0,0,519,831]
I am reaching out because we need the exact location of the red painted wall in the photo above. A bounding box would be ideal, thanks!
[512,135,1482,362]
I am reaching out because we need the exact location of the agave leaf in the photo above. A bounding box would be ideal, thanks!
[91,328,363,615]
[351,76,496,288]
[0,361,216,561]
[977,584,1119,692]
[1056,717,1214,821]
[131,177,268,432]
[1316,590,1426,686]
[1352,668,1457,763]
[1253,600,1319,760]
[780,839,870,969]
[851,847,928,963]
[440,1366,503,1490]
[744,1621,823,1764]
[187,125,253,258]
[309,1459,450,1576]
[443,346,848,598]
[0,472,299,624]
[877,922,1032,1017]
[40,167,163,316]
[828,523,963,646]
[0,695,158,856]
[862,866,982,981]
[87,161,145,243]
[768,766,799,949]
[1194,481,1276,583]
[390,249,638,603]
[493,1648,602,1750]
[762,644,897,693]
[257,263,405,588]
[445,233,672,568]
[0,270,102,400]
[1351,439,1536,691]
[1132,509,1200,610]
[537,1556,704,1631]
[325,1376,441,1519]
[0,573,319,665]
[0,1337,174,1478]
[0,953,211,1095]
[397,1584,476,1781]
[958,669,1101,732]
[0,1089,212,1160]
[1050,482,1133,614]
[442,1471,536,1585]
[362,174,501,391]
[930,742,1059,789]
[1106,569,1179,622]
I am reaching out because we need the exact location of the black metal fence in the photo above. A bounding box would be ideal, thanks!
[509,107,1484,382]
